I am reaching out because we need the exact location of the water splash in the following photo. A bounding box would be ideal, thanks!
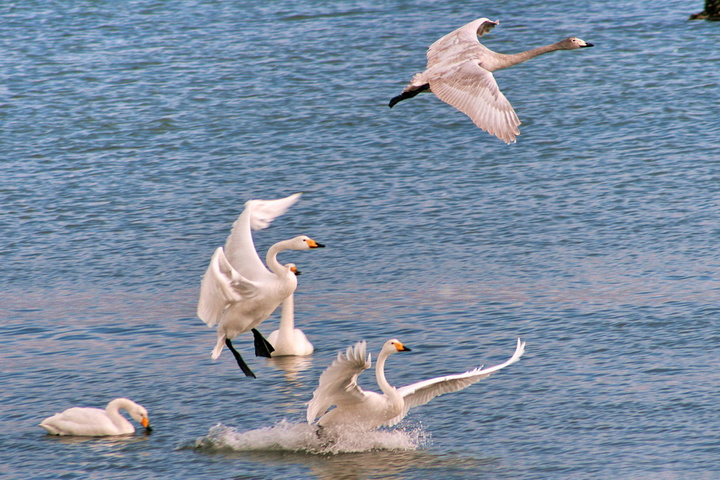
[191,420,429,455]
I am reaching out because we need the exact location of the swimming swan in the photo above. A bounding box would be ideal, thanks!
[197,193,324,378]
[389,17,593,143]
[39,398,151,436]
[267,264,315,356]
[307,338,525,431]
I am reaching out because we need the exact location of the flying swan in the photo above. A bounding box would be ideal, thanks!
[307,338,525,431]
[39,398,151,436]
[267,263,315,357]
[389,17,593,143]
[197,193,325,378]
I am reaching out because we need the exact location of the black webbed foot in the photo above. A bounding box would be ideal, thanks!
[225,338,256,378]
[251,328,275,358]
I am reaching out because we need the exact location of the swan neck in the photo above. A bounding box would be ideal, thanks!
[265,241,289,274]
[493,43,560,70]
[375,350,394,395]
[107,398,132,412]
[279,294,295,334]
[106,399,132,425]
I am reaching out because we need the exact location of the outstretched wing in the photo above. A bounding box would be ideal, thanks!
[197,247,258,327]
[386,338,526,426]
[223,193,302,279]
[430,60,520,143]
[427,18,498,67]
[306,341,372,424]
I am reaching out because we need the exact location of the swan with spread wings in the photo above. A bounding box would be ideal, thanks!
[307,338,525,431]
[389,17,593,143]
[197,193,324,378]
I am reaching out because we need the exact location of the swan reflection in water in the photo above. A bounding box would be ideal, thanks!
[44,433,151,446]
[263,354,315,417]
[265,354,314,378]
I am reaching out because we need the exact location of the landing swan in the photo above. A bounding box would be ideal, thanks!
[389,17,593,143]
[267,264,314,356]
[197,193,325,378]
[39,398,151,436]
[307,338,525,431]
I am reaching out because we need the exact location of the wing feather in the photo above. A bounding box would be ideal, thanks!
[306,341,372,423]
[427,18,498,67]
[430,60,520,143]
[197,247,259,327]
[386,339,526,426]
[223,193,302,279]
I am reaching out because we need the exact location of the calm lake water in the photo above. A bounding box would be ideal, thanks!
[2,0,719,478]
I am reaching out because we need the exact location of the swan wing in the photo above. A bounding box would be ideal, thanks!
[223,193,302,279]
[430,60,520,143]
[427,18,498,67]
[197,247,259,327]
[306,340,372,423]
[386,339,526,426]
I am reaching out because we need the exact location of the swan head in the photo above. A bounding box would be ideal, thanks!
[383,338,412,354]
[127,403,151,432]
[286,263,301,276]
[289,235,325,251]
[267,237,324,274]
[560,37,594,49]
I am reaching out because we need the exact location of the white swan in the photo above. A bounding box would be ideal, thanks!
[389,17,593,143]
[307,338,525,431]
[197,193,325,378]
[267,264,314,356]
[39,398,151,436]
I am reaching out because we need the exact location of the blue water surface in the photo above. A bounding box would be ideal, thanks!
[1,0,719,478]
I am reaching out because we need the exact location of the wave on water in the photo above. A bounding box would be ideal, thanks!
[191,420,428,455]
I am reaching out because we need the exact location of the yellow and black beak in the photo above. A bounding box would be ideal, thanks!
[306,238,325,249]
[141,417,152,433]
[290,265,301,276]
[395,342,411,352]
